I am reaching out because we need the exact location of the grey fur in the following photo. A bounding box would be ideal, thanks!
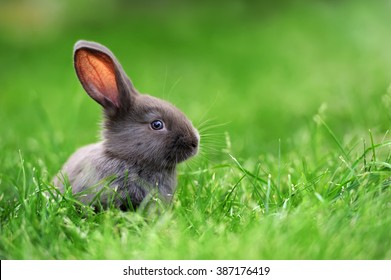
[53,40,199,210]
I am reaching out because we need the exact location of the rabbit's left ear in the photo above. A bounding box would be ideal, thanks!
[73,40,138,113]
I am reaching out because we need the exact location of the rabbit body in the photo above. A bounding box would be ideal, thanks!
[54,142,176,209]
[54,41,199,209]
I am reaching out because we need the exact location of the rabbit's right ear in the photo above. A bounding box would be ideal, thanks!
[73,40,137,113]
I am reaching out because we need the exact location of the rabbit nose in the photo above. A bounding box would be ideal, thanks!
[189,128,200,148]
[175,134,198,149]
[190,141,198,149]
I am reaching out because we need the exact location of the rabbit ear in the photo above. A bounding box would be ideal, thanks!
[73,40,137,112]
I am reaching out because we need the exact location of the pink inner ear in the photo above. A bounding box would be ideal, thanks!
[76,49,120,107]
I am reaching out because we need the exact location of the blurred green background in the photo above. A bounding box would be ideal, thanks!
[1,0,391,167]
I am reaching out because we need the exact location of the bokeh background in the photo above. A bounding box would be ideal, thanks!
[1,0,391,171]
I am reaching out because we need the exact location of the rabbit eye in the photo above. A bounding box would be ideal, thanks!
[150,120,164,130]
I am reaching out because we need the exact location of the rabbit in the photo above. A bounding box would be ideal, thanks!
[53,40,199,210]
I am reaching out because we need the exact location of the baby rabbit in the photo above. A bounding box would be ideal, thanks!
[53,40,199,210]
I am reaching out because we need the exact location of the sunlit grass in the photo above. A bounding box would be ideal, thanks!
[1,115,391,259]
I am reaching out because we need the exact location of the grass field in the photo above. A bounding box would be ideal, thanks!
[1,0,391,259]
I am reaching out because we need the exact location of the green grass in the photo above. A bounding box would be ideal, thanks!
[1,0,391,259]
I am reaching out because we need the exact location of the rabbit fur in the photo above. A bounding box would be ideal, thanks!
[53,40,199,210]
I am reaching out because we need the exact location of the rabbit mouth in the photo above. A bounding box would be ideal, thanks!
[168,135,199,164]
[173,149,197,164]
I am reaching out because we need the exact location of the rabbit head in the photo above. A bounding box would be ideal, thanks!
[73,40,199,171]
